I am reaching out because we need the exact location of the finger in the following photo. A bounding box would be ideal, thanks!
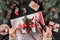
[43,30,46,34]
[46,26,51,32]
[10,32,16,38]
[49,26,52,31]
[9,28,17,38]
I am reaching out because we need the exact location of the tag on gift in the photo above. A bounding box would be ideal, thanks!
[29,1,40,11]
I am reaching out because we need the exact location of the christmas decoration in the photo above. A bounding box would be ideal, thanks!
[14,7,19,16]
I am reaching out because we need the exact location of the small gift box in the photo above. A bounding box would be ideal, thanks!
[49,21,60,32]
[53,23,60,32]
[29,1,40,11]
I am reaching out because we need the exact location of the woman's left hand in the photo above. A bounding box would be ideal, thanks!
[9,27,20,38]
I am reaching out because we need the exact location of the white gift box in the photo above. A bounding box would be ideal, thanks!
[10,12,45,40]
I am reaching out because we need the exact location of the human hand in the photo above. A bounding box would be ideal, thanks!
[43,26,52,38]
[9,27,20,38]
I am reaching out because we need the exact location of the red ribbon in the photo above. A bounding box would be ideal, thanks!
[29,24,35,28]
[19,23,27,29]
[19,23,35,29]
[14,10,19,16]
[31,17,34,20]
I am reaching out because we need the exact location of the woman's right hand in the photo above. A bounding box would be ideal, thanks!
[43,26,52,38]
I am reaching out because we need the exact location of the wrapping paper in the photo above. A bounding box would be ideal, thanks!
[17,30,40,40]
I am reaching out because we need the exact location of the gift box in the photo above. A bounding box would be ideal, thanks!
[49,21,60,32]
[29,1,40,11]
[10,11,44,40]
[53,23,60,32]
